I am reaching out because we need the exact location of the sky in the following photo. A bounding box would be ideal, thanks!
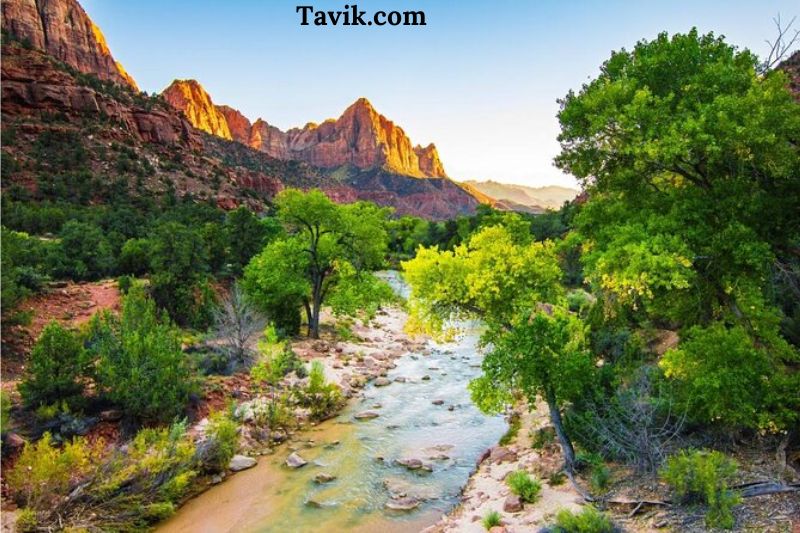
[83,0,798,189]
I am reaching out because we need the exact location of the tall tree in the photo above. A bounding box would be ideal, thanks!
[243,189,389,338]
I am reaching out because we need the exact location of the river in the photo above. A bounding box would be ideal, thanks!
[158,272,506,533]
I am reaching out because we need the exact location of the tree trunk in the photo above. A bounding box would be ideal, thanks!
[546,393,576,472]
[304,301,313,338]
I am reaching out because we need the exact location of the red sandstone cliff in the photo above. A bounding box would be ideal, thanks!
[1,0,138,89]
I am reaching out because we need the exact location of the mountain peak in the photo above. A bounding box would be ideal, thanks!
[162,79,233,140]
[1,0,138,89]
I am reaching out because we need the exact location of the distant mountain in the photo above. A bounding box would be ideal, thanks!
[462,180,579,210]
[1,0,481,219]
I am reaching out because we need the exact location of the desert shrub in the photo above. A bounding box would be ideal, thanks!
[482,510,502,530]
[91,287,194,423]
[200,411,239,473]
[552,506,615,533]
[506,470,542,503]
[499,412,521,446]
[7,432,103,510]
[19,322,89,409]
[661,449,740,529]
[548,471,567,486]
[15,508,38,532]
[296,360,343,421]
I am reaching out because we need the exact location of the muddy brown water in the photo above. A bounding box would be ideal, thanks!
[158,272,506,533]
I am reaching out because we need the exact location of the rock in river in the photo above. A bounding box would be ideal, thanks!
[385,496,421,511]
[354,410,380,420]
[314,472,337,483]
[286,452,308,468]
[374,377,391,387]
[229,454,257,472]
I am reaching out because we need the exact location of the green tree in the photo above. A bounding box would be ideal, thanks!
[149,221,212,327]
[403,225,594,471]
[244,189,390,338]
[555,29,800,431]
[118,238,150,276]
[50,221,114,281]
[91,286,194,423]
[19,322,89,409]
[224,207,279,276]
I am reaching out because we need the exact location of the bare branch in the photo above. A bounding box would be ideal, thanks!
[760,14,800,74]
[213,283,267,368]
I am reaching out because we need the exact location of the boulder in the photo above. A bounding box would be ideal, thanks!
[396,457,423,470]
[385,497,421,511]
[374,377,391,387]
[432,399,444,405]
[285,452,308,468]
[229,454,257,472]
[314,472,337,483]
[354,410,380,420]
[503,494,523,513]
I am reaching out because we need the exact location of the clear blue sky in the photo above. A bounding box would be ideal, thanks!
[83,0,798,188]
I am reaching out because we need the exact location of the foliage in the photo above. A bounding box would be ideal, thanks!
[555,29,800,435]
[498,412,521,446]
[225,206,280,276]
[244,189,389,338]
[50,221,115,281]
[7,432,103,510]
[576,452,610,493]
[149,221,214,327]
[660,323,799,431]
[552,506,615,533]
[295,360,344,421]
[91,287,194,423]
[482,510,502,530]
[506,470,542,503]
[1,226,50,310]
[661,449,741,529]
[19,321,89,409]
[200,411,239,474]
[118,237,151,276]
[117,274,133,295]
[0,391,11,434]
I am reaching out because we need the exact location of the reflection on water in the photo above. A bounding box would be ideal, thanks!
[158,272,506,533]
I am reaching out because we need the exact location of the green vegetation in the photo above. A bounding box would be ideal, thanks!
[661,449,741,529]
[482,510,502,530]
[498,412,521,446]
[19,322,89,409]
[244,189,392,338]
[295,360,344,421]
[201,411,239,474]
[506,470,542,503]
[552,506,615,533]
[90,286,194,423]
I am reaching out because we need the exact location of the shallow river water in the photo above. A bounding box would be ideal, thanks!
[158,273,506,533]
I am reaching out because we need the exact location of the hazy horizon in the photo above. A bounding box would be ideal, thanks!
[83,0,797,188]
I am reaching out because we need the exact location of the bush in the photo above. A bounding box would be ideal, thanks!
[661,449,740,529]
[91,287,194,423]
[19,322,89,409]
[118,238,150,276]
[201,411,239,473]
[50,221,115,281]
[117,274,133,294]
[499,412,521,446]
[1,390,11,434]
[577,452,610,494]
[506,470,542,503]
[552,506,614,532]
[7,432,103,510]
[295,361,344,421]
[482,510,502,530]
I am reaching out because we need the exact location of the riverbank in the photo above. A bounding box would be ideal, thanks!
[424,403,583,533]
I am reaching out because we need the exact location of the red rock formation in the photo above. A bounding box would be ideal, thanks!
[1,42,197,146]
[1,0,138,89]
[217,104,252,144]
[162,80,233,139]
[414,143,446,178]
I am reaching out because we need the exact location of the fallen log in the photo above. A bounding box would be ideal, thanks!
[737,482,800,498]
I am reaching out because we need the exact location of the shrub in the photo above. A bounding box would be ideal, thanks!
[19,322,89,409]
[118,238,150,276]
[201,411,239,473]
[506,470,542,503]
[577,452,610,494]
[1,390,11,434]
[482,510,502,530]
[7,432,103,510]
[50,221,115,281]
[296,360,344,421]
[91,287,194,423]
[117,274,133,295]
[499,412,521,446]
[661,449,740,529]
[532,426,556,449]
[552,506,615,533]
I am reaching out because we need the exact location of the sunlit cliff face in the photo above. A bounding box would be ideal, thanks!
[162,83,448,179]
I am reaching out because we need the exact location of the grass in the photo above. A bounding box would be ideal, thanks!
[482,510,502,530]
[506,470,542,503]
[553,506,615,533]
